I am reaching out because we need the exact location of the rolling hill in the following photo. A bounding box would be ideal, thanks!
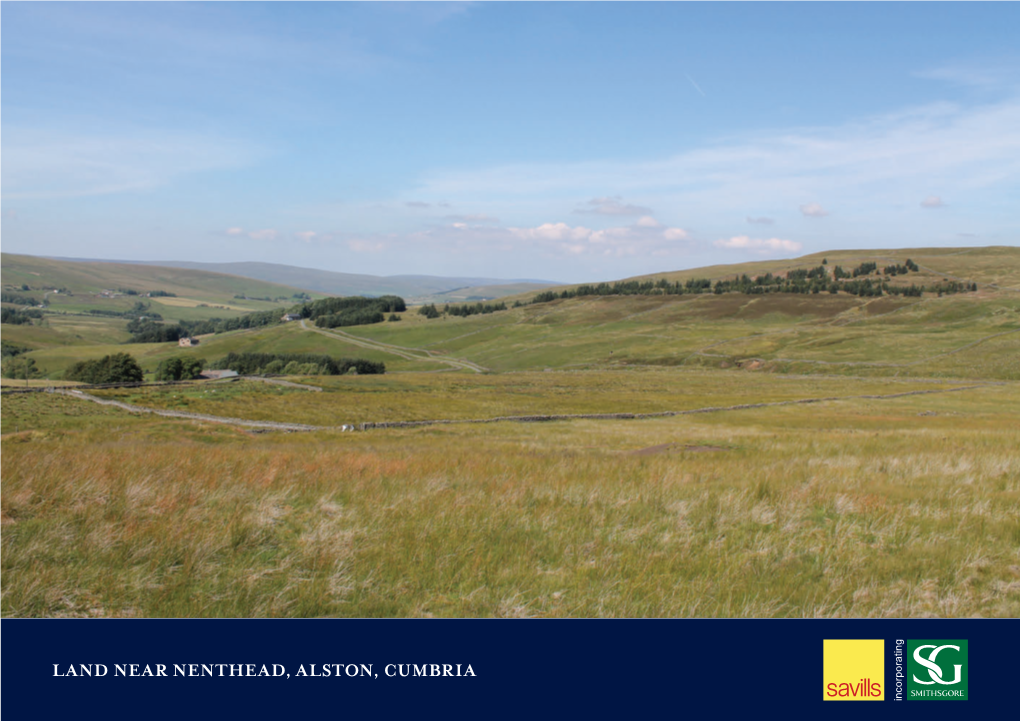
[51,258,560,301]
[4,246,1017,382]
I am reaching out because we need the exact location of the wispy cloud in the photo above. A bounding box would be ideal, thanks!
[915,63,1020,90]
[920,195,946,208]
[746,216,775,225]
[348,238,386,253]
[685,73,706,98]
[405,201,431,208]
[799,203,829,218]
[444,214,499,223]
[2,126,258,200]
[574,196,653,217]
[714,236,802,254]
[413,97,1020,222]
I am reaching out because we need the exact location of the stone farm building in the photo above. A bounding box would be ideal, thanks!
[281,313,302,322]
[178,337,199,347]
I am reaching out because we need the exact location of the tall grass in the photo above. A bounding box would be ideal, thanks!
[3,382,1018,617]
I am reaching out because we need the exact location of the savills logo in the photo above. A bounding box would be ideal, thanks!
[823,639,884,700]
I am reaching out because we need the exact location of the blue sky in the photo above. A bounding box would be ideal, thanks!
[2,2,1018,282]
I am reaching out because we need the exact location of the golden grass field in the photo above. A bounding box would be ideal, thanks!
[2,371,1018,618]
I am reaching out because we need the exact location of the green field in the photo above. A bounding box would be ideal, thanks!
[2,247,1018,617]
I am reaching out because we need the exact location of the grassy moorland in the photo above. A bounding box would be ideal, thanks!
[1,246,1018,617]
[342,248,1020,380]
[2,375,1017,617]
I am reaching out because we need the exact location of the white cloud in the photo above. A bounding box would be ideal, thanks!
[574,196,653,216]
[348,238,386,253]
[799,203,829,218]
[247,229,278,241]
[920,195,946,208]
[505,220,691,258]
[636,215,660,228]
[445,214,499,223]
[225,227,245,236]
[746,216,774,225]
[294,231,318,241]
[509,222,594,242]
[714,236,803,254]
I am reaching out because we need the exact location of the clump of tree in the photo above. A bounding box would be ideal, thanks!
[418,304,440,319]
[154,356,206,381]
[65,353,144,384]
[117,288,139,296]
[315,307,386,328]
[851,262,878,278]
[1,356,40,380]
[1,307,44,325]
[1,291,40,306]
[147,290,177,297]
[1,340,31,358]
[126,318,188,343]
[444,301,507,317]
[388,313,401,322]
[210,352,385,376]
[297,295,405,329]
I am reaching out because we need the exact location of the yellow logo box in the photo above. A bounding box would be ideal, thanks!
[823,639,885,701]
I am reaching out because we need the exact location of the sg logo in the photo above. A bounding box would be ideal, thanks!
[912,644,963,686]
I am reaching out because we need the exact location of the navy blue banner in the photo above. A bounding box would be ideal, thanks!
[2,619,1016,718]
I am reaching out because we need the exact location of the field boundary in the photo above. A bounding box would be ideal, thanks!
[50,382,1000,433]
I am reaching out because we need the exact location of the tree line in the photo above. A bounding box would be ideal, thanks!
[1,308,45,325]
[210,352,385,376]
[529,261,976,304]
[1,291,40,306]
[297,295,406,329]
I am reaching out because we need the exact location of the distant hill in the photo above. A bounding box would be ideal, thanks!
[51,258,560,300]
[1,253,327,302]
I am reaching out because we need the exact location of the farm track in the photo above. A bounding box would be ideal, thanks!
[53,383,1001,433]
[300,320,488,373]
[54,389,326,432]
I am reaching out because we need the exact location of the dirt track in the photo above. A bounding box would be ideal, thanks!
[55,383,999,433]
[300,320,488,373]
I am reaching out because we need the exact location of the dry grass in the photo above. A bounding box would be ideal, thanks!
[3,376,1018,618]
